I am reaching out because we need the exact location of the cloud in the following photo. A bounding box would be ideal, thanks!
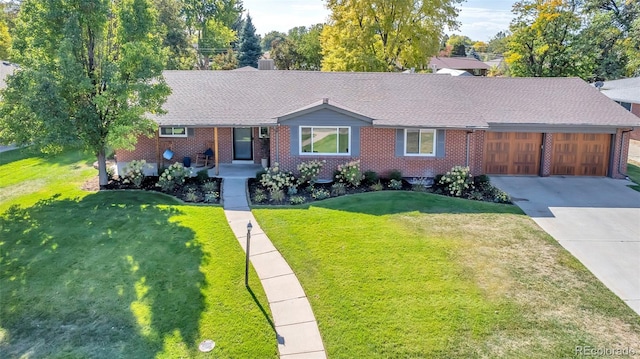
[453,6,513,41]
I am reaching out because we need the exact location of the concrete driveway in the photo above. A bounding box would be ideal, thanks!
[491,176,640,316]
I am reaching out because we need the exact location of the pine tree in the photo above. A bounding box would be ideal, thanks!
[238,15,262,68]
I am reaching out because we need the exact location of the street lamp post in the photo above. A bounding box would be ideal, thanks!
[245,220,252,287]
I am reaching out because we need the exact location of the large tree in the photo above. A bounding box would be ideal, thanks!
[270,24,323,70]
[237,14,262,68]
[154,0,196,69]
[0,0,170,187]
[505,0,593,78]
[321,0,462,71]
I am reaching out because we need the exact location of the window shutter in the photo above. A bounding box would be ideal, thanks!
[395,129,404,157]
[436,130,445,158]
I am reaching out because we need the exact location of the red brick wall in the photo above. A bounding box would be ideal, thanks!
[272,126,476,179]
[630,104,640,141]
[540,133,554,176]
[611,129,630,179]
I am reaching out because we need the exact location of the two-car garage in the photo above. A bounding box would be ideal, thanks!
[484,132,611,176]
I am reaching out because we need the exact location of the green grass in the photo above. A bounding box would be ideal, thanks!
[627,162,640,192]
[254,192,640,358]
[0,149,277,358]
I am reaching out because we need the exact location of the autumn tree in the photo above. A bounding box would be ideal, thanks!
[321,0,462,72]
[506,0,592,78]
[261,30,286,52]
[0,0,170,187]
[447,34,472,56]
[271,24,323,70]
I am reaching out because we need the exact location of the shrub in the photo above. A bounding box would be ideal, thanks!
[106,166,116,181]
[388,179,403,190]
[270,189,286,203]
[438,166,474,197]
[260,163,296,192]
[492,189,511,204]
[474,174,491,188]
[156,162,190,192]
[201,181,219,193]
[255,169,267,181]
[331,182,346,196]
[363,170,379,185]
[287,186,298,196]
[297,160,325,185]
[312,188,331,200]
[289,195,306,205]
[183,184,199,194]
[204,192,219,203]
[253,188,267,203]
[370,181,383,191]
[196,169,209,183]
[410,177,430,192]
[184,191,199,202]
[467,190,484,201]
[122,160,149,188]
[388,169,403,181]
[335,160,363,187]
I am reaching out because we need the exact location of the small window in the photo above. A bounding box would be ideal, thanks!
[404,129,436,156]
[160,126,188,137]
[259,127,270,138]
[300,126,350,155]
[616,101,632,111]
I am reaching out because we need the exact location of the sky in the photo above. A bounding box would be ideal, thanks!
[242,0,515,42]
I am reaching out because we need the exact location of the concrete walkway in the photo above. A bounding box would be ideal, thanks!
[221,176,327,359]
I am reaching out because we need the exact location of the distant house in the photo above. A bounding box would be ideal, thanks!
[115,70,639,179]
[429,57,490,76]
[435,68,473,76]
[597,77,640,141]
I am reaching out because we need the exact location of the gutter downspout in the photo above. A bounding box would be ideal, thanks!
[275,123,280,164]
[465,130,473,167]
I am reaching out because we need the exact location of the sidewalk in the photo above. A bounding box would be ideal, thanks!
[221,177,327,359]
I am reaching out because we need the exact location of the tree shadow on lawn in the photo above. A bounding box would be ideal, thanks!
[309,191,524,216]
[0,192,204,358]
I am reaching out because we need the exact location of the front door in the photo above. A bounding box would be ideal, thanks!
[233,128,253,160]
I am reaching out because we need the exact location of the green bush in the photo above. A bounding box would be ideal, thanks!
[122,160,149,188]
[289,195,306,205]
[312,188,331,200]
[370,181,383,191]
[438,166,474,197]
[156,162,190,192]
[331,182,347,196]
[335,160,363,187]
[184,191,199,202]
[363,170,379,185]
[255,169,267,181]
[204,192,219,203]
[270,189,286,203]
[196,169,209,183]
[253,188,267,203]
[388,169,403,181]
[297,160,326,185]
[388,179,403,190]
[201,181,219,193]
[260,163,296,192]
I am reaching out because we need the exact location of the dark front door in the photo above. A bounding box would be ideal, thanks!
[233,128,253,160]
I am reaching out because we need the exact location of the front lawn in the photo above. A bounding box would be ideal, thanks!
[627,162,640,192]
[253,192,640,358]
[0,149,277,358]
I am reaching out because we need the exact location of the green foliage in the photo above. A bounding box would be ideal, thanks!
[238,15,262,68]
[196,169,209,183]
[297,159,325,185]
[0,13,10,60]
[311,187,331,200]
[253,188,267,203]
[270,189,286,203]
[122,160,150,188]
[289,195,306,205]
[321,0,462,71]
[447,34,472,56]
[272,24,324,70]
[330,182,346,196]
[0,0,170,187]
[335,160,363,187]
[370,181,384,191]
[201,180,219,193]
[154,0,196,69]
[262,30,286,52]
[439,166,474,197]
[363,170,379,185]
[156,162,190,192]
[388,169,403,181]
[260,163,296,192]
[256,168,267,181]
[388,179,403,190]
[184,189,199,202]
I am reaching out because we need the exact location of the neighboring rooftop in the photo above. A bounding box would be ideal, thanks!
[435,68,473,76]
[152,70,640,129]
[429,57,490,71]
[597,77,640,103]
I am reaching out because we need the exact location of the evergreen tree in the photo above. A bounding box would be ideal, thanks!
[238,15,262,68]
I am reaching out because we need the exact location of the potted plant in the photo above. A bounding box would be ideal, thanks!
[260,137,270,168]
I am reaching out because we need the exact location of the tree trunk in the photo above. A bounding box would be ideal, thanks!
[97,148,108,189]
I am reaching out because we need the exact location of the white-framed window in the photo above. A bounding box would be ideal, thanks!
[258,126,270,138]
[159,126,188,137]
[300,126,350,155]
[404,129,436,156]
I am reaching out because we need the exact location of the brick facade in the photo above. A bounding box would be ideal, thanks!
[630,104,640,141]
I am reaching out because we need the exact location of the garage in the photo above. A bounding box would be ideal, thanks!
[484,132,542,175]
[551,133,610,176]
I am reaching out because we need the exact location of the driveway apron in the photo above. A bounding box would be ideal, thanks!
[491,176,640,316]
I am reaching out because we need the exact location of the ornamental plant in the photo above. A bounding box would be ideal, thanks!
[438,166,474,197]
[260,163,296,192]
[122,160,149,188]
[156,162,190,192]
[297,160,326,185]
[335,160,364,187]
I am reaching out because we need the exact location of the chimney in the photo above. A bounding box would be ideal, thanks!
[258,59,275,70]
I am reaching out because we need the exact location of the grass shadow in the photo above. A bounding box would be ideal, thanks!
[0,147,94,168]
[0,192,204,358]
[302,191,523,216]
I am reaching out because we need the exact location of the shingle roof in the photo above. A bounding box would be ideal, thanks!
[598,77,640,104]
[153,70,640,128]
[429,57,490,70]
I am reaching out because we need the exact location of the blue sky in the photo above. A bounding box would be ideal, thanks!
[242,0,514,41]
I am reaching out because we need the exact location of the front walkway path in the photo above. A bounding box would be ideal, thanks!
[221,176,327,359]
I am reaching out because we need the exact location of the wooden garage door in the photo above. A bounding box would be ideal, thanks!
[484,132,542,175]
[551,133,610,176]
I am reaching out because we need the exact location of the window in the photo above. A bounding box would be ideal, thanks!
[300,126,350,155]
[404,129,436,156]
[259,126,270,138]
[616,101,632,111]
[159,126,188,137]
